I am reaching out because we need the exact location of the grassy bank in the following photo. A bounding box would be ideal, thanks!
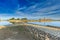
[0,25,33,40]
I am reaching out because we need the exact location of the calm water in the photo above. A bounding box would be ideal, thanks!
[0,21,12,26]
[28,21,60,27]
[0,21,60,27]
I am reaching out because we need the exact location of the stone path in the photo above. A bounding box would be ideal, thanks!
[0,25,33,40]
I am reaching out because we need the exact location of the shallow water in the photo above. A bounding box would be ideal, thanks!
[0,21,60,27]
[28,21,60,27]
[0,21,12,26]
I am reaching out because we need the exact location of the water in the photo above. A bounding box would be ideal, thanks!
[0,21,60,27]
[28,21,60,27]
[0,21,12,26]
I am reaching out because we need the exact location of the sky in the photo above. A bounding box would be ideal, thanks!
[0,0,60,20]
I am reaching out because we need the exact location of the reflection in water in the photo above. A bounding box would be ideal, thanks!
[0,21,60,27]
[0,21,12,26]
[9,21,15,24]
[28,21,60,27]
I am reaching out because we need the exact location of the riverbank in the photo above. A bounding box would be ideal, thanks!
[23,23,60,40]
[0,26,6,29]
[0,25,33,40]
[25,23,60,31]
[0,23,60,40]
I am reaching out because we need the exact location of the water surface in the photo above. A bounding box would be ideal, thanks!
[0,21,12,26]
[0,21,60,27]
[28,21,60,27]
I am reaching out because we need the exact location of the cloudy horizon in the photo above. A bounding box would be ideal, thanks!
[0,0,60,20]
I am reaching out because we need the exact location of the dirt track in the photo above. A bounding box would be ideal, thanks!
[0,25,33,40]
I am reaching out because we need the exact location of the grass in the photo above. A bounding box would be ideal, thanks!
[4,25,25,32]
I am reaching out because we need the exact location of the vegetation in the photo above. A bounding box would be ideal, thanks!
[16,18,20,20]
[9,18,20,20]
[9,17,60,23]
[21,18,27,20]
[9,18,15,20]
[21,18,28,23]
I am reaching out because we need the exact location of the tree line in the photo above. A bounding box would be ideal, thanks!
[9,18,27,20]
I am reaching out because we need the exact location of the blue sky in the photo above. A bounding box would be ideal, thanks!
[0,0,60,20]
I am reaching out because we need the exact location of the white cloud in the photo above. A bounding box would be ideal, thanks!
[37,4,60,13]
[31,4,60,16]
[15,0,60,19]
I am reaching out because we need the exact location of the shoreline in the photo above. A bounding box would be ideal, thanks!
[0,23,60,37]
[46,25,60,29]
[28,23,60,28]
[0,23,60,30]
[25,23,60,31]
[0,26,6,29]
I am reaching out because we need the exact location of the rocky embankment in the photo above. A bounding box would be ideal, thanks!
[24,24,60,40]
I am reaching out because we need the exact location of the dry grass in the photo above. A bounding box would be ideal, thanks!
[0,26,6,29]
